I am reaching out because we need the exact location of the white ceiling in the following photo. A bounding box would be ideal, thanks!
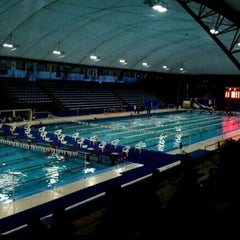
[0,0,239,75]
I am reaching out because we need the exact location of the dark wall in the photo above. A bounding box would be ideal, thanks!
[141,73,240,107]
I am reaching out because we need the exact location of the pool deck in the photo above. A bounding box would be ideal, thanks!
[1,108,240,233]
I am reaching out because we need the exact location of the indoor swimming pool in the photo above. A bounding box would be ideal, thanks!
[0,143,119,204]
[42,110,240,152]
[1,110,240,205]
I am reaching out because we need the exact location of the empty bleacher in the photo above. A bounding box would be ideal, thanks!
[0,78,160,116]
[0,78,55,111]
[111,83,157,107]
[38,80,125,111]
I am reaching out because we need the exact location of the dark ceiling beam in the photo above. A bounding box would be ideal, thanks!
[176,0,240,71]
[193,0,240,27]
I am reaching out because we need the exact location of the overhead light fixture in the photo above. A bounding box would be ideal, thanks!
[53,50,64,55]
[162,65,170,70]
[179,67,187,73]
[2,33,18,51]
[152,1,167,12]
[90,55,101,62]
[3,43,13,48]
[119,59,128,65]
[3,43,18,51]
[142,62,150,68]
[53,42,65,57]
[143,0,167,12]
[90,48,101,62]
[209,15,220,35]
[209,28,219,35]
[52,49,65,58]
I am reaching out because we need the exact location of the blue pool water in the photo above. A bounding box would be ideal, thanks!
[43,111,240,152]
[0,110,239,204]
[0,144,113,204]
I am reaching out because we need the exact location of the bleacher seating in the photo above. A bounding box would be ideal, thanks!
[0,78,160,116]
[37,80,125,112]
[111,83,157,107]
[0,78,55,111]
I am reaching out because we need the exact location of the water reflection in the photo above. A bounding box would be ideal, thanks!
[157,134,167,151]
[45,165,67,187]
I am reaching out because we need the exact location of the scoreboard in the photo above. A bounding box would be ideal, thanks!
[225,87,240,99]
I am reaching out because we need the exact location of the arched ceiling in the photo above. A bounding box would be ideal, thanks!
[0,0,239,75]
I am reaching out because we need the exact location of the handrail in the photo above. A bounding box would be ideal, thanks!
[204,133,240,151]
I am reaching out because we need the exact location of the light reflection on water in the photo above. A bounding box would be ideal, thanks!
[45,165,65,187]
[1,111,240,203]
[0,170,26,202]
[0,149,107,204]
[44,112,240,152]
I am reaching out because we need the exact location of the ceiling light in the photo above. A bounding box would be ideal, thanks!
[2,33,18,51]
[179,67,187,73]
[90,55,97,60]
[52,50,65,58]
[144,0,167,12]
[162,65,170,70]
[52,42,65,57]
[119,59,128,65]
[152,2,167,12]
[3,43,13,48]
[142,62,150,68]
[210,28,219,35]
[2,43,18,51]
[53,50,62,55]
[90,55,101,61]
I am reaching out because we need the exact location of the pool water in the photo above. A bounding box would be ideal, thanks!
[1,110,239,204]
[44,111,240,152]
[0,144,112,204]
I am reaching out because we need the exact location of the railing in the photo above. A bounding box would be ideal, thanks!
[204,133,240,152]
